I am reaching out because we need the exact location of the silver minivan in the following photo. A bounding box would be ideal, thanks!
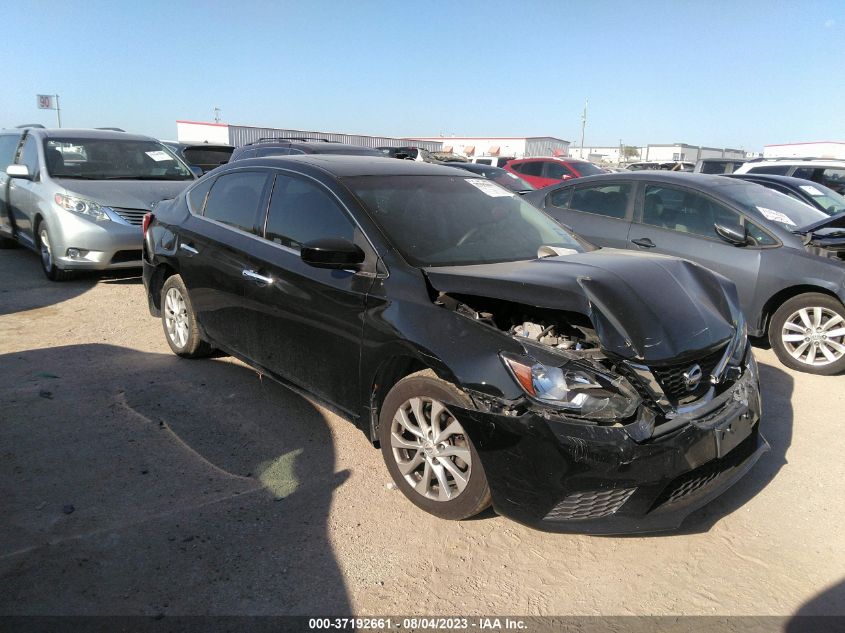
[0,128,196,280]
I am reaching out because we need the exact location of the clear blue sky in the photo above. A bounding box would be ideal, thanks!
[2,0,843,151]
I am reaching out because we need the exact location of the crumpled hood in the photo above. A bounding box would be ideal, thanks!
[54,179,193,210]
[424,249,741,363]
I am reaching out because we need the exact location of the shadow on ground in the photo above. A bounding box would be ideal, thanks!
[0,343,350,615]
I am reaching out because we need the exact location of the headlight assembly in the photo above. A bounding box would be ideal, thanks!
[500,352,641,421]
[728,316,749,366]
[54,194,112,222]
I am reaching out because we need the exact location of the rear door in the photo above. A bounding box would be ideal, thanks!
[241,171,376,413]
[175,169,272,356]
[542,180,635,248]
[626,182,769,319]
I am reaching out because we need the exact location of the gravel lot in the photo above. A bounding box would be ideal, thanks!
[1,246,843,620]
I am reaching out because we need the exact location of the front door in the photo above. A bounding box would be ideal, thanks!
[627,183,765,320]
[242,171,375,413]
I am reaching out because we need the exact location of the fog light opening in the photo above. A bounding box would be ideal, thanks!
[66,248,89,259]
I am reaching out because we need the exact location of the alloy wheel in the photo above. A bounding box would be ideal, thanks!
[164,287,190,349]
[390,397,472,501]
[781,306,845,367]
[39,228,53,272]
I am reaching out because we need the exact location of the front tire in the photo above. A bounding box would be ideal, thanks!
[378,370,491,520]
[769,293,845,375]
[161,274,213,358]
[37,221,73,281]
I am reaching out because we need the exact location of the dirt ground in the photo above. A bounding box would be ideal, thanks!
[1,246,843,619]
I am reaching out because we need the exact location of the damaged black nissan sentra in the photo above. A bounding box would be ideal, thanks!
[142,155,769,533]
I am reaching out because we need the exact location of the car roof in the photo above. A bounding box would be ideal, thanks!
[748,158,845,167]
[20,128,156,142]
[728,173,829,187]
[231,154,473,177]
[550,171,736,187]
[242,140,379,153]
[444,161,505,173]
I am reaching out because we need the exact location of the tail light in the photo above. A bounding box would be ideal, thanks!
[142,212,154,235]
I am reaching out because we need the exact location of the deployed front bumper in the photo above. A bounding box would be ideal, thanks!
[453,368,768,534]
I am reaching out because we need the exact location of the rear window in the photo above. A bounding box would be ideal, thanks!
[747,165,790,176]
[182,147,233,170]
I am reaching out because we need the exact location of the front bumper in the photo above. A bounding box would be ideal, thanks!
[49,211,142,270]
[453,369,768,534]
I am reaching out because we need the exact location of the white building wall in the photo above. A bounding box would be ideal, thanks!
[415,138,527,158]
[176,120,231,144]
[764,142,845,159]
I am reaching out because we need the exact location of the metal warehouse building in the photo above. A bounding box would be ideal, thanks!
[175,120,443,151]
[413,136,570,159]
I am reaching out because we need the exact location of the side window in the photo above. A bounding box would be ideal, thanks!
[569,183,631,219]
[255,147,291,157]
[548,187,572,209]
[475,159,492,165]
[748,165,790,175]
[0,134,21,171]
[641,185,742,239]
[514,161,543,177]
[203,171,268,233]
[18,136,40,177]
[187,176,215,214]
[264,174,355,250]
[746,222,777,246]
[543,161,575,179]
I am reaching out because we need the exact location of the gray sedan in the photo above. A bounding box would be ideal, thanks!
[525,172,845,375]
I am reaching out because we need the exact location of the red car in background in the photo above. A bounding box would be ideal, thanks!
[504,157,605,188]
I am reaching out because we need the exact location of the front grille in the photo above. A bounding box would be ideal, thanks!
[110,250,142,264]
[113,207,147,225]
[544,488,636,521]
[650,345,727,404]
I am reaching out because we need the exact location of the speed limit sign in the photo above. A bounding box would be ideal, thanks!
[37,94,54,109]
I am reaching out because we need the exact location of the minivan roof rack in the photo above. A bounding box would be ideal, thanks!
[245,136,340,146]
[746,156,831,163]
[95,127,125,132]
[16,124,45,129]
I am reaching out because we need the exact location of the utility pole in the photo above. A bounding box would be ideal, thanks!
[213,107,221,124]
[579,98,588,154]
[55,95,61,128]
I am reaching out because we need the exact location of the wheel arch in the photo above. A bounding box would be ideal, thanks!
[148,262,179,313]
[759,284,844,335]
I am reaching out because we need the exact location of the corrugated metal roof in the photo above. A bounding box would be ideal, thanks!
[228,125,442,151]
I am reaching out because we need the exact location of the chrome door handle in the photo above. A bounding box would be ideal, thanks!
[179,243,199,255]
[631,238,656,248]
[242,269,273,286]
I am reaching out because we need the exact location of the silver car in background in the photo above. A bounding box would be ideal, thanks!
[0,128,196,280]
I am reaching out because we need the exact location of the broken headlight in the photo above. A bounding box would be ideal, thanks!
[729,316,749,366]
[501,352,641,421]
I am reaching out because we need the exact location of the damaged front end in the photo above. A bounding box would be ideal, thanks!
[429,283,768,534]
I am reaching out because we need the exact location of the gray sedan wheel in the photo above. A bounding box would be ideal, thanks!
[770,293,845,375]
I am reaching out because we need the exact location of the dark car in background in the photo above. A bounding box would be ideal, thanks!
[504,157,604,189]
[726,173,845,216]
[694,158,747,174]
[443,161,535,194]
[376,146,438,162]
[230,137,382,161]
[161,141,234,175]
[525,172,845,374]
[142,155,766,533]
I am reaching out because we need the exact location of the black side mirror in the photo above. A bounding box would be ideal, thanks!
[714,223,749,246]
[301,238,365,270]
[188,165,204,178]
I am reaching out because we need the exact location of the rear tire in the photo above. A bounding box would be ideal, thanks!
[37,221,73,281]
[161,274,213,358]
[378,370,491,520]
[769,293,845,375]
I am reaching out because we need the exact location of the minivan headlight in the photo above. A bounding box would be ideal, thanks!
[54,194,111,222]
[501,352,640,421]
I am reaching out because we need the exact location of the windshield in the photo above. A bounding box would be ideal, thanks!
[571,161,604,176]
[44,138,194,180]
[796,183,845,216]
[464,166,535,192]
[344,175,586,267]
[723,182,829,229]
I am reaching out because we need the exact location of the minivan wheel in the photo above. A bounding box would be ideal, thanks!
[769,293,845,375]
[378,370,491,520]
[161,274,213,358]
[37,222,73,281]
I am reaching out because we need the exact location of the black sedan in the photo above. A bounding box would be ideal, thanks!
[443,161,535,194]
[726,173,845,216]
[524,172,845,375]
[142,156,766,533]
